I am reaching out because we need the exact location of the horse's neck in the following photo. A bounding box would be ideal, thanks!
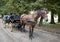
[33,14,40,21]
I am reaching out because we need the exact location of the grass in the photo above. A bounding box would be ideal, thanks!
[36,22,60,34]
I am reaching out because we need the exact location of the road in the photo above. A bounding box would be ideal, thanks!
[0,28,17,42]
[0,19,20,42]
[0,19,60,42]
[0,22,16,42]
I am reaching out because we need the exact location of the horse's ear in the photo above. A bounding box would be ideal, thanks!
[45,8,48,14]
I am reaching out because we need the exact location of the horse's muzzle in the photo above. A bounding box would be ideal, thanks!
[46,19,48,22]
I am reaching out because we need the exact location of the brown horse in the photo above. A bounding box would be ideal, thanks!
[20,8,48,39]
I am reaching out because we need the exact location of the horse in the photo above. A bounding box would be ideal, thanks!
[20,8,48,39]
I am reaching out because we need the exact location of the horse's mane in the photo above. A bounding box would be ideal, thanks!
[29,11,38,15]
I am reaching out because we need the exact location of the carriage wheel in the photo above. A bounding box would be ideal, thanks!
[2,20,6,28]
[8,22,13,32]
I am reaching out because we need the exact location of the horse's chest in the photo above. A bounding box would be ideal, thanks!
[33,14,39,20]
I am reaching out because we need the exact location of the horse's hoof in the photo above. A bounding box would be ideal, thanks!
[29,35,34,40]
[29,36,33,40]
[20,29,26,32]
[23,29,26,32]
[20,30,23,32]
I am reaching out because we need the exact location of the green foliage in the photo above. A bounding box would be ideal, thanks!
[0,0,60,15]
[44,0,60,14]
[0,0,45,15]
[44,0,60,23]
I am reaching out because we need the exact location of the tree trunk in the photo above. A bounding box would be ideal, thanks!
[38,16,43,26]
[58,13,60,22]
[50,10,55,24]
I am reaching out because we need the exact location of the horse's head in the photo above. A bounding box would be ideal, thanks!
[29,9,48,21]
[41,8,48,22]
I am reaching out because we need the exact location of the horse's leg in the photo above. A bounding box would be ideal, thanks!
[29,27,32,38]
[20,24,23,32]
[29,27,34,39]
[29,22,35,39]
[22,23,26,32]
[17,22,22,30]
[31,26,34,37]
[20,23,25,32]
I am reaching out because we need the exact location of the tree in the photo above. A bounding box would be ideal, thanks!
[0,0,9,14]
[58,13,60,22]
[57,8,60,22]
[50,9,55,24]
[44,0,60,24]
[38,16,43,26]
[56,3,60,22]
[0,0,45,14]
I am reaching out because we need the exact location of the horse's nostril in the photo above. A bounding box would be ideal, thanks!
[46,19,48,22]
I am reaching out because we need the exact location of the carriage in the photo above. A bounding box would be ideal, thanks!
[2,14,21,32]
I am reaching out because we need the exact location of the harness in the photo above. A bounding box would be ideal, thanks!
[21,14,36,24]
[37,9,45,16]
[25,15,36,24]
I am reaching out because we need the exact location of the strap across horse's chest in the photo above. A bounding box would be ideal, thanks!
[23,15,36,23]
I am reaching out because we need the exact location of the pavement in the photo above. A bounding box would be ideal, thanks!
[0,28,17,42]
[0,19,60,42]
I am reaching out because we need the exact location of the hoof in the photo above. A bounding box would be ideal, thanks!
[29,35,34,40]
[29,36,33,40]
[20,29,26,32]
[19,28,23,32]
[23,29,26,32]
